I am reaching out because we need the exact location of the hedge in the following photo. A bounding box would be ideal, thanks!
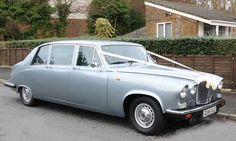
[2,37,236,55]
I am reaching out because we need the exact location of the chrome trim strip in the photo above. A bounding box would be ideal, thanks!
[166,99,224,115]
[4,82,16,88]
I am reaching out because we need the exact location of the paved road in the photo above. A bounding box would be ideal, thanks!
[0,67,11,80]
[0,84,236,141]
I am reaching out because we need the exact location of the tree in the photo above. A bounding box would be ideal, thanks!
[53,0,74,37]
[16,0,54,39]
[0,0,54,40]
[88,0,144,36]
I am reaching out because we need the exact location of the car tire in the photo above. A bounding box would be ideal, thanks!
[20,87,36,106]
[129,97,165,135]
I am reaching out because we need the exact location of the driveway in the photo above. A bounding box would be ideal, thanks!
[0,83,236,141]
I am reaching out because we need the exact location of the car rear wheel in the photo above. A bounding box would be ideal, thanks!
[20,87,36,106]
[129,97,165,135]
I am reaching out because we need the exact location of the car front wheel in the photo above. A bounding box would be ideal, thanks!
[129,97,165,135]
[20,87,36,106]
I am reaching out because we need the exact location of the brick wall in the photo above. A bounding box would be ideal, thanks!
[65,19,88,37]
[145,5,198,38]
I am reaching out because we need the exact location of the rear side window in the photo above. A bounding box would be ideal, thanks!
[50,45,75,65]
[77,46,102,67]
[32,45,50,65]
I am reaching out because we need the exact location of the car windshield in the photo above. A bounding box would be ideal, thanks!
[101,45,149,65]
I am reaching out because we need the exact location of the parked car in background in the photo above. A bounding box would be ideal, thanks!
[4,40,225,135]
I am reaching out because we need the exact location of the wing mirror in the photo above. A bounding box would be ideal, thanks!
[91,62,98,68]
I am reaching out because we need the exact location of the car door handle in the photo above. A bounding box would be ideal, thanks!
[46,66,52,69]
[72,67,79,70]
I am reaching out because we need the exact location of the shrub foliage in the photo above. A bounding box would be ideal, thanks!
[88,0,145,36]
[95,18,115,38]
[3,38,236,55]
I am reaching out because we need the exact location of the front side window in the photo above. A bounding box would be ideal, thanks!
[49,45,75,65]
[102,45,150,65]
[77,46,102,67]
[32,45,50,65]
[157,23,172,38]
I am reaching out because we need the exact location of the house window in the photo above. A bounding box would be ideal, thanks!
[219,26,226,36]
[203,23,229,37]
[204,23,216,36]
[157,23,172,38]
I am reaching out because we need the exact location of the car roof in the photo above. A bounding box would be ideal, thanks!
[43,40,142,47]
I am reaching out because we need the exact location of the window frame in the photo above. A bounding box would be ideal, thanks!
[75,44,104,69]
[156,22,172,38]
[31,45,51,66]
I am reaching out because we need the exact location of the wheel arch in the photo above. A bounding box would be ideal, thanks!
[17,85,31,93]
[123,90,164,117]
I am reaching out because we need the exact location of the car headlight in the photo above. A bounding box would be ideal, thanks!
[218,81,223,90]
[190,85,197,95]
[180,85,188,98]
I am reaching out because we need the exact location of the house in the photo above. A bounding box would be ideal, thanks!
[145,0,236,38]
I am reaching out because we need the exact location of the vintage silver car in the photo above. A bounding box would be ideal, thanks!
[4,40,225,135]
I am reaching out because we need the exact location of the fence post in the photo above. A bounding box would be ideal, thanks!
[14,48,17,65]
[232,56,235,91]
[192,56,195,69]
[8,48,11,66]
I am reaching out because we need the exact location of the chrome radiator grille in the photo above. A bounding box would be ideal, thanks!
[196,81,214,105]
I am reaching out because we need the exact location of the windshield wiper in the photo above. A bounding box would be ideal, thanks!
[110,61,137,65]
[110,61,127,65]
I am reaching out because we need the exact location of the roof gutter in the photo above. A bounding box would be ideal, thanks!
[145,1,236,27]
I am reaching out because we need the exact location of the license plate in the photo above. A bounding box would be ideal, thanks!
[203,106,217,117]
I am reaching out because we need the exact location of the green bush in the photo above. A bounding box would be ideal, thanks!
[88,0,144,36]
[95,18,115,38]
[4,37,236,55]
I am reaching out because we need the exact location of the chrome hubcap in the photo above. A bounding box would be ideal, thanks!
[134,103,155,128]
[22,87,32,102]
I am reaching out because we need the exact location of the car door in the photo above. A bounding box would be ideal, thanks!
[44,44,75,100]
[67,45,109,111]
[28,44,75,101]
[26,45,51,99]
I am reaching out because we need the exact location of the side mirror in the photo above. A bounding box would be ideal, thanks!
[91,62,98,68]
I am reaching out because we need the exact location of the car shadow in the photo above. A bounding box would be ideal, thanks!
[15,98,214,136]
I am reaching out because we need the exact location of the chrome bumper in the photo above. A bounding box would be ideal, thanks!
[4,81,16,89]
[166,99,225,115]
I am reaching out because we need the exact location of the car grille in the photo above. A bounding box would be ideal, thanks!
[196,81,214,105]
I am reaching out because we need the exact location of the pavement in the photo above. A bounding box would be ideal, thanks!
[0,67,11,80]
[0,84,236,141]
[0,67,236,119]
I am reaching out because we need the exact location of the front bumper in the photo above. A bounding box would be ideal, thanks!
[4,81,16,89]
[165,99,225,119]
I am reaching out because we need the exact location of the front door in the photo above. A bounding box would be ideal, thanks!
[68,45,109,111]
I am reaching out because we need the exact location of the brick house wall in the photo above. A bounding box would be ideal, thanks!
[17,19,88,38]
[65,19,88,37]
[145,5,198,38]
[231,27,236,36]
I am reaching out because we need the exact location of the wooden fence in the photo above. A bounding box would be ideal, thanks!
[0,48,235,90]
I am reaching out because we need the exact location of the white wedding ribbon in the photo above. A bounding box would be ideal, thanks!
[146,51,195,71]
[99,50,221,90]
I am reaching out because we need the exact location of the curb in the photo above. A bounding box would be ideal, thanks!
[216,113,236,121]
[222,89,236,94]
